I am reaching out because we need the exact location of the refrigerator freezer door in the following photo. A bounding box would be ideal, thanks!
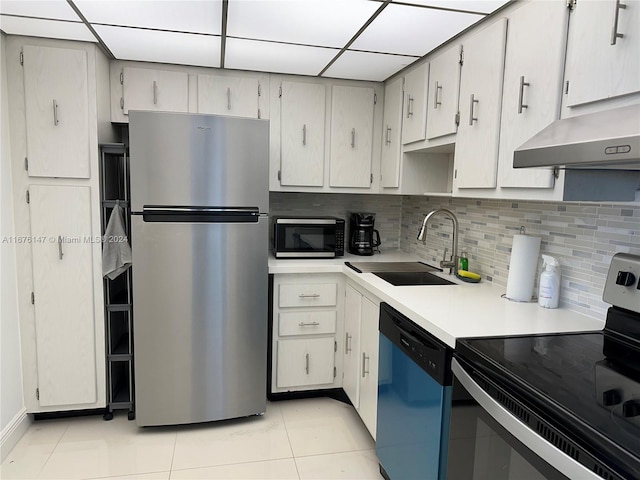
[129,112,269,213]
[132,215,268,426]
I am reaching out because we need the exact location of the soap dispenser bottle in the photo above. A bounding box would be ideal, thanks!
[538,255,560,309]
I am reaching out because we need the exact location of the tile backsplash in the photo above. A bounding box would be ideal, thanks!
[401,196,640,319]
[271,192,639,320]
[269,192,403,250]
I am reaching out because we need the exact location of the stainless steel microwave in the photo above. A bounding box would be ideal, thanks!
[273,217,345,258]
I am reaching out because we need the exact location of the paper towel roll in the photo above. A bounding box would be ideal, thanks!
[505,234,541,302]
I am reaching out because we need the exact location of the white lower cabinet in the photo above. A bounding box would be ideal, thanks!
[271,274,344,394]
[28,185,101,408]
[343,283,380,439]
[277,337,336,388]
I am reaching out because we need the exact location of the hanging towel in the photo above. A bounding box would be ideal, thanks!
[102,204,132,280]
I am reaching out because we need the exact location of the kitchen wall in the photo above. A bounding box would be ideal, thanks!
[269,192,403,250]
[401,196,640,319]
[0,33,28,461]
[272,191,639,320]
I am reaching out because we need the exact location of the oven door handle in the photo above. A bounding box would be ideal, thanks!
[451,359,602,480]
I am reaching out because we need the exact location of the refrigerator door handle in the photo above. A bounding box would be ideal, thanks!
[140,206,262,223]
[143,206,259,214]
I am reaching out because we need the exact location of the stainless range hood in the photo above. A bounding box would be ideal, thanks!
[513,104,640,170]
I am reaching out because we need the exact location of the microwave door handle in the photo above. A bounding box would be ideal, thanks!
[451,359,602,480]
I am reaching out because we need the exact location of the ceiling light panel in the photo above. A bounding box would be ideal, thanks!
[352,3,483,56]
[323,50,418,81]
[0,0,80,21]
[394,0,510,14]
[0,16,96,42]
[226,0,380,48]
[94,25,220,67]
[225,38,338,76]
[74,0,222,34]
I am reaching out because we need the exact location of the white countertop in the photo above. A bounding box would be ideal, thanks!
[269,251,605,349]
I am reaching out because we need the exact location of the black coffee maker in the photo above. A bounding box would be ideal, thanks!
[348,213,381,256]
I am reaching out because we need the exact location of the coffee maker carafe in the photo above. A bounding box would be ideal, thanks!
[349,213,381,256]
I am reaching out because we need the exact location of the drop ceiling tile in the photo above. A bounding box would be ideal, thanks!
[225,38,338,76]
[226,0,380,48]
[75,0,222,35]
[394,0,510,14]
[0,16,96,42]
[0,0,80,21]
[352,3,483,56]
[94,25,220,67]
[323,50,418,81]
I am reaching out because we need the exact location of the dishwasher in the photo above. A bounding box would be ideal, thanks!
[376,302,453,480]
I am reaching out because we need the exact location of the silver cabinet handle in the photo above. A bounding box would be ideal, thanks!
[611,0,627,45]
[434,81,442,109]
[385,126,391,145]
[345,332,352,354]
[58,236,64,260]
[298,293,320,298]
[305,353,310,374]
[298,321,320,327]
[302,124,307,146]
[351,128,356,148]
[227,87,231,110]
[52,99,59,126]
[518,76,530,114]
[153,81,158,105]
[362,352,369,378]
[407,95,414,117]
[469,94,479,126]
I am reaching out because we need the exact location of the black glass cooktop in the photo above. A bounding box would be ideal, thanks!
[456,331,640,478]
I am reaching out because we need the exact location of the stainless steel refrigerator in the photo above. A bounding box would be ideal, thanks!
[129,111,269,427]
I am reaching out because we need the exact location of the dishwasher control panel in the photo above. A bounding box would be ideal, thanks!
[379,302,453,386]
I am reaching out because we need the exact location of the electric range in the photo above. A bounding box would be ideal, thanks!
[451,253,640,480]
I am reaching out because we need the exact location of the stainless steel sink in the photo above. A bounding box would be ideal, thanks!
[372,271,456,286]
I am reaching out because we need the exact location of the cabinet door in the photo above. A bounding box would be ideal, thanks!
[23,45,90,179]
[343,285,362,407]
[122,67,188,115]
[497,2,568,189]
[426,44,461,140]
[565,0,640,106]
[381,77,404,188]
[454,19,507,189]
[197,74,260,118]
[280,81,326,186]
[29,185,97,407]
[359,297,379,439]
[276,338,335,388]
[401,63,429,144]
[329,85,375,188]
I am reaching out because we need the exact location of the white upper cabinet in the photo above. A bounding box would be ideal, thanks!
[23,45,90,178]
[564,0,640,107]
[426,44,461,140]
[380,77,404,188]
[279,81,326,187]
[122,67,189,115]
[454,18,508,189]
[401,63,429,144]
[197,74,260,118]
[497,1,569,189]
[329,85,375,188]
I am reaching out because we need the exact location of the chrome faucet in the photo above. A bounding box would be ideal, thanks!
[417,208,459,274]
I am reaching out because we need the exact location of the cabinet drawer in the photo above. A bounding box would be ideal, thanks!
[279,311,337,336]
[278,283,337,307]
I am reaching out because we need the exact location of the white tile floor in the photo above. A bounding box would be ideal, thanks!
[1,397,385,480]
